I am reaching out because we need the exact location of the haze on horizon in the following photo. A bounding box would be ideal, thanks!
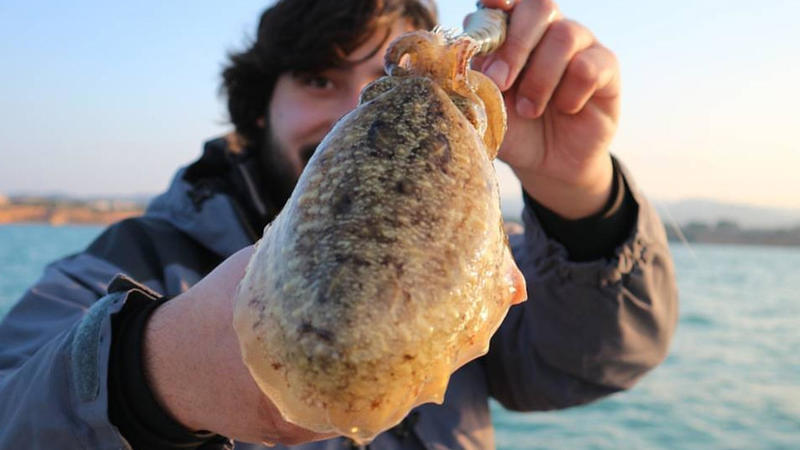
[1,1,798,209]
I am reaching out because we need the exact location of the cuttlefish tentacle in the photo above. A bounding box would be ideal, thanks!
[384,31,440,78]
[469,70,506,159]
[383,30,505,158]
[451,36,480,95]
[385,31,478,97]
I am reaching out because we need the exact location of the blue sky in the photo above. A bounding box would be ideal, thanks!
[1,1,799,208]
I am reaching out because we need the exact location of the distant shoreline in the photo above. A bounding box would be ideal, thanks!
[666,236,800,248]
[3,199,799,247]
[666,221,800,247]
[0,204,143,226]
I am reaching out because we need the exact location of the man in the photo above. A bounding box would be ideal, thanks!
[0,0,678,448]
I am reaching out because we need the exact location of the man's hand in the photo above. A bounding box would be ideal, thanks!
[142,246,334,446]
[476,0,620,219]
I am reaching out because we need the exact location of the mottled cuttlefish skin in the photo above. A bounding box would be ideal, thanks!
[233,30,526,444]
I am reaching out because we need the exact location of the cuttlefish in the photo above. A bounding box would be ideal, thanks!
[233,28,527,444]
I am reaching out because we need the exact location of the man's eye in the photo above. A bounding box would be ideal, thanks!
[300,74,334,90]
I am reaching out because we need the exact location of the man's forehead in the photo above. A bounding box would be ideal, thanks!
[345,19,415,63]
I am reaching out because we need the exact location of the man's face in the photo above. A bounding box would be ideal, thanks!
[262,19,413,186]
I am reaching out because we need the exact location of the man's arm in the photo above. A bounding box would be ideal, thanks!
[0,219,329,448]
[0,217,202,449]
[474,0,620,220]
[0,252,132,449]
[483,164,678,410]
[138,247,333,446]
[468,0,677,409]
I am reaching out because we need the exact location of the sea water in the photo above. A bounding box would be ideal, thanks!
[1,224,798,449]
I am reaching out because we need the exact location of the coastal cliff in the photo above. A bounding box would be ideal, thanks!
[0,195,144,225]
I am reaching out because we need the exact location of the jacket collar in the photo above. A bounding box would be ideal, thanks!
[144,137,276,258]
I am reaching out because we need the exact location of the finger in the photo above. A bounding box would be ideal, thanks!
[552,45,620,115]
[480,0,517,10]
[514,19,595,118]
[480,0,561,91]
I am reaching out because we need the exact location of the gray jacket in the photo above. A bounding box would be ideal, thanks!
[0,141,678,449]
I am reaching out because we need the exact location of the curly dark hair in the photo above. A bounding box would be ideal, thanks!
[221,0,438,148]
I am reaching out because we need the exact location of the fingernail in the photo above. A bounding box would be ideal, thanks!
[516,97,538,118]
[485,59,509,90]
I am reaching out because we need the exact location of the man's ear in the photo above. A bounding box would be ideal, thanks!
[256,116,265,128]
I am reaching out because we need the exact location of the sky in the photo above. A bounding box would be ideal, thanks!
[1,1,799,208]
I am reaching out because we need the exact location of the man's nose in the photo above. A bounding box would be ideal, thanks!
[336,78,375,120]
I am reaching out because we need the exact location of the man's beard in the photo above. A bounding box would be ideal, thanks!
[257,128,319,216]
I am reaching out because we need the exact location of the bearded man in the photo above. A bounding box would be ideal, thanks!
[0,1,677,448]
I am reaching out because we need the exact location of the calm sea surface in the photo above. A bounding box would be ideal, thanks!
[1,224,798,449]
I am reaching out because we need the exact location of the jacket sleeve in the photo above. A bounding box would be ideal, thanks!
[483,163,679,411]
[0,251,136,449]
[0,216,207,449]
